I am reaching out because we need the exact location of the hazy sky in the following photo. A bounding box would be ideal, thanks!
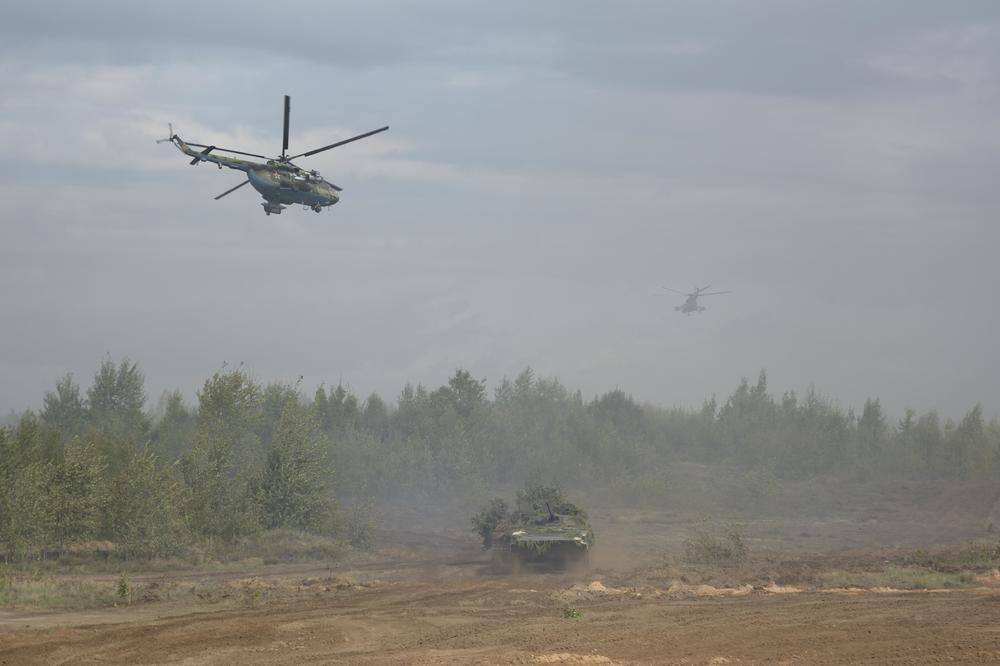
[1,1,999,419]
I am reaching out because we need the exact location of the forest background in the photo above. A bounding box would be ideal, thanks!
[1,357,996,563]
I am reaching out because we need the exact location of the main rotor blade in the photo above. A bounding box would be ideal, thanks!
[189,145,215,165]
[700,291,731,296]
[187,143,269,160]
[214,179,251,200]
[661,287,689,295]
[282,95,290,158]
[289,125,389,160]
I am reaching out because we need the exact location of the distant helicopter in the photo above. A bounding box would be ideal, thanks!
[158,95,388,215]
[661,285,731,314]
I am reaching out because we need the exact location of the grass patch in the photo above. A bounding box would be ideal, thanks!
[0,529,349,611]
[0,569,118,609]
[343,498,380,552]
[2,529,349,576]
[208,529,346,564]
[820,566,977,590]
[956,540,1000,568]
[562,604,582,619]
[683,523,749,566]
[885,566,976,589]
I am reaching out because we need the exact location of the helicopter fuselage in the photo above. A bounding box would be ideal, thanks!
[168,135,340,214]
[676,297,706,314]
[663,285,729,315]
[247,165,339,208]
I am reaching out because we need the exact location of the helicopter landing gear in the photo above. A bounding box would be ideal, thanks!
[311,204,322,213]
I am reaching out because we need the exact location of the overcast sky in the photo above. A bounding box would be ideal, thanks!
[1,1,999,419]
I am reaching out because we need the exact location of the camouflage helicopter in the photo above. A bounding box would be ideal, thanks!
[158,95,388,215]
[661,285,731,314]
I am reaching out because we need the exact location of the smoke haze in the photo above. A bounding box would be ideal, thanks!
[2,1,999,418]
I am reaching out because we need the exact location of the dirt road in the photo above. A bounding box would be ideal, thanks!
[5,490,1000,665]
[4,573,1000,665]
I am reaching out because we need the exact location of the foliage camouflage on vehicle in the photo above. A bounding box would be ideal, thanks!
[472,484,593,572]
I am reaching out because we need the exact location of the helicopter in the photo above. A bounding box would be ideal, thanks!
[661,285,731,314]
[157,95,388,215]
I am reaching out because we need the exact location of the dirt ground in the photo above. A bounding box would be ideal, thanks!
[4,566,1000,665]
[4,482,1000,665]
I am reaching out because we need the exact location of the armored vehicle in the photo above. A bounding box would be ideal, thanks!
[473,485,593,573]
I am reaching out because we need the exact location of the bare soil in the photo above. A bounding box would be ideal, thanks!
[3,480,1000,664]
[4,566,1000,665]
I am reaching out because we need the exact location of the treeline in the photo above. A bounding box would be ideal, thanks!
[0,360,334,561]
[1,360,997,561]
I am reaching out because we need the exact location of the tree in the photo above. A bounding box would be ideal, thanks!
[87,357,148,441]
[436,369,487,418]
[260,381,302,448]
[149,390,197,462]
[180,368,264,541]
[949,404,988,478]
[588,389,643,435]
[394,383,430,438]
[316,383,360,433]
[0,419,57,559]
[0,461,55,560]
[360,393,390,439]
[41,374,86,438]
[196,367,264,468]
[857,397,887,458]
[50,438,106,548]
[258,398,335,532]
[912,411,944,476]
[105,446,187,558]
[179,441,260,542]
[716,371,778,466]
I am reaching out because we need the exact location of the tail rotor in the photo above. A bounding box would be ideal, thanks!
[155,123,175,144]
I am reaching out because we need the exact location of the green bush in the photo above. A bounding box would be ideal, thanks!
[343,498,379,552]
[683,523,749,565]
[471,498,509,549]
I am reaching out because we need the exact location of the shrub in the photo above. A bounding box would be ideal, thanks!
[343,498,379,551]
[471,498,509,549]
[683,523,749,565]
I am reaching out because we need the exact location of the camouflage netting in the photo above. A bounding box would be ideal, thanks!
[471,483,593,552]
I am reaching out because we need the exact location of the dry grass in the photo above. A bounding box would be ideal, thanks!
[0,568,118,609]
[819,566,977,590]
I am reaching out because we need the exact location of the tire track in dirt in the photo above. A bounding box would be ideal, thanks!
[5,580,1000,665]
